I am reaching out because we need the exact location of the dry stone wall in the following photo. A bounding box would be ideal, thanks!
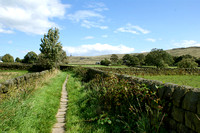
[0,69,57,100]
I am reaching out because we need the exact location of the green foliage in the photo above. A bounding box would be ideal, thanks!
[177,58,198,68]
[2,54,14,62]
[39,28,64,69]
[0,71,64,132]
[136,54,146,66]
[100,58,111,66]
[110,54,119,64]
[15,57,22,63]
[0,62,32,70]
[173,54,196,66]
[145,48,174,68]
[23,51,38,64]
[122,54,139,67]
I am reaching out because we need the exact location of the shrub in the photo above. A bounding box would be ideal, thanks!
[177,58,198,68]
[100,58,111,66]
[2,54,14,62]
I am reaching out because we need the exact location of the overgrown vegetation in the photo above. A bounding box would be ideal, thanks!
[0,71,66,132]
[65,68,168,132]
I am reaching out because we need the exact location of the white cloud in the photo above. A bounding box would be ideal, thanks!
[63,43,135,56]
[174,40,200,47]
[146,38,156,42]
[68,2,108,30]
[115,23,150,34]
[102,35,108,38]
[81,20,108,29]
[8,40,13,44]
[86,2,108,12]
[83,36,94,40]
[68,10,103,22]
[0,0,70,34]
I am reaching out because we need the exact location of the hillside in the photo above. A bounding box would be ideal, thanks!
[68,47,200,64]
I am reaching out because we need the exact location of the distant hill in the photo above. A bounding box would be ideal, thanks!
[68,47,200,64]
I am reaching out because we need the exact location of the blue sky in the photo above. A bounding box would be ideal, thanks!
[0,0,200,59]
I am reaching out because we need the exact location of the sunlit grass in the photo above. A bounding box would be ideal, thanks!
[66,71,107,133]
[0,70,28,83]
[0,71,67,133]
[137,75,200,88]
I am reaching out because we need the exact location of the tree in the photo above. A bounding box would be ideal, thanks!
[145,48,174,68]
[60,50,68,64]
[15,57,22,63]
[136,54,145,66]
[100,58,111,66]
[39,28,63,68]
[177,58,198,68]
[23,51,38,63]
[2,54,14,62]
[173,54,196,66]
[122,54,139,67]
[110,54,119,64]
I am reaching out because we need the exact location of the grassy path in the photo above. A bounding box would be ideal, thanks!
[0,71,67,133]
[65,71,107,133]
[52,75,68,133]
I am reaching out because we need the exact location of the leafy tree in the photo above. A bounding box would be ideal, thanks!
[177,58,198,68]
[2,54,14,62]
[110,54,119,64]
[15,57,22,63]
[122,54,139,67]
[100,58,111,66]
[39,28,63,68]
[122,54,132,65]
[195,58,200,67]
[136,54,145,66]
[23,51,38,64]
[173,54,196,66]
[145,48,174,68]
[60,50,68,64]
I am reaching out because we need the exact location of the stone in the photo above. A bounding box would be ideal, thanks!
[171,106,185,123]
[52,128,65,133]
[172,86,188,107]
[53,123,65,128]
[185,111,200,132]
[177,123,196,133]
[182,89,200,112]
[197,101,200,115]
[163,83,175,99]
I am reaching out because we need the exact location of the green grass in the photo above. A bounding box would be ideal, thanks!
[137,75,200,88]
[66,71,107,133]
[68,64,129,68]
[0,71,67,133]
[0,70,28,83]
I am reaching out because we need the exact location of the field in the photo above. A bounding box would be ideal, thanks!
[0,70,28,83]
[137,75,200,88]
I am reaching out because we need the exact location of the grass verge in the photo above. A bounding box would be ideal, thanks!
[138,75,200,88]
[0,71,67,133]
[66,71,107,133]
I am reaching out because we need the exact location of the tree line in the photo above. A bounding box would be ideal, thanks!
[101,49,200,68]
[0,28,68,69]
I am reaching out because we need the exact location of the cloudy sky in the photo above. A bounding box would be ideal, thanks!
[0,0,200,58]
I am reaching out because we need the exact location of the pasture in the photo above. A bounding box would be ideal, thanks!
[0,70,28,83]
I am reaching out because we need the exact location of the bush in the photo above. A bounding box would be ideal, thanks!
[177,58,198,68]
[100,59,111,66]
[2,54,14,63]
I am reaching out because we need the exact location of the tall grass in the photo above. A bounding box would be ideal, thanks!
[66,71,107,133]
[0,71,67,133]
